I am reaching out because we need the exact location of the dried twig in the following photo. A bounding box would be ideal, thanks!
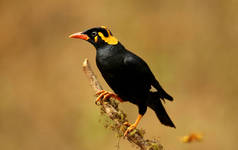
[82,58,163,150]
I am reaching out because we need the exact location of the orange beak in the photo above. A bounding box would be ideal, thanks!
[69,32,89,40]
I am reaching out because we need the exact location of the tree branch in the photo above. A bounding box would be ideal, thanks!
[82,58,163,150]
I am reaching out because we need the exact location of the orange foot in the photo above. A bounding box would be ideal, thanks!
[123,122,137,136]
[95,90,123,104]
[123,114,143,136]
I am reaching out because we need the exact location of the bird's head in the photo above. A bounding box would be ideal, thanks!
[69,26,119,48]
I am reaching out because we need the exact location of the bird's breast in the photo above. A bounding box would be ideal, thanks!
[96,49,124,72]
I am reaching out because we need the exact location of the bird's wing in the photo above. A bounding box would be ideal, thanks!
[123,53,154,81]
[123,52,159,91]
[123,53,173,101]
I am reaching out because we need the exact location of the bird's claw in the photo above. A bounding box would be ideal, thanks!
[123,121,131,127]
[124,123,137,136]
[95,90,118,104]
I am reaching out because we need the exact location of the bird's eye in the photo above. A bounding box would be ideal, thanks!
[91,31,97,37]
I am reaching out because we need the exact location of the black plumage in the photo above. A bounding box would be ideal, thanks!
[69,26,175,133]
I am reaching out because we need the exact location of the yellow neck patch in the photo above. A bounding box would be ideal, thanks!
[98,26,118,45]
[98,32,118,45]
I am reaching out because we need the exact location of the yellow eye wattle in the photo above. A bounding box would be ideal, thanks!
[98,32,118,45]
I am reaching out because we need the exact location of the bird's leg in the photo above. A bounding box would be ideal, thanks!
[124,114,143,136]
[95,90,124,104]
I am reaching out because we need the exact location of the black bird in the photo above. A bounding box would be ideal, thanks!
[69,26,175,135]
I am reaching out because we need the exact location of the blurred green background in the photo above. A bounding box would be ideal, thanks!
[0,0,238,150]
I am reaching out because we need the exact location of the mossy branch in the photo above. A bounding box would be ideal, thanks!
[82,58,163,150]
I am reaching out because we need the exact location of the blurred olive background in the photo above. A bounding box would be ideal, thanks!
[0,0,238,150]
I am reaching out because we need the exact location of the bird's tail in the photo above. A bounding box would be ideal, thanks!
[148,93,176,128]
